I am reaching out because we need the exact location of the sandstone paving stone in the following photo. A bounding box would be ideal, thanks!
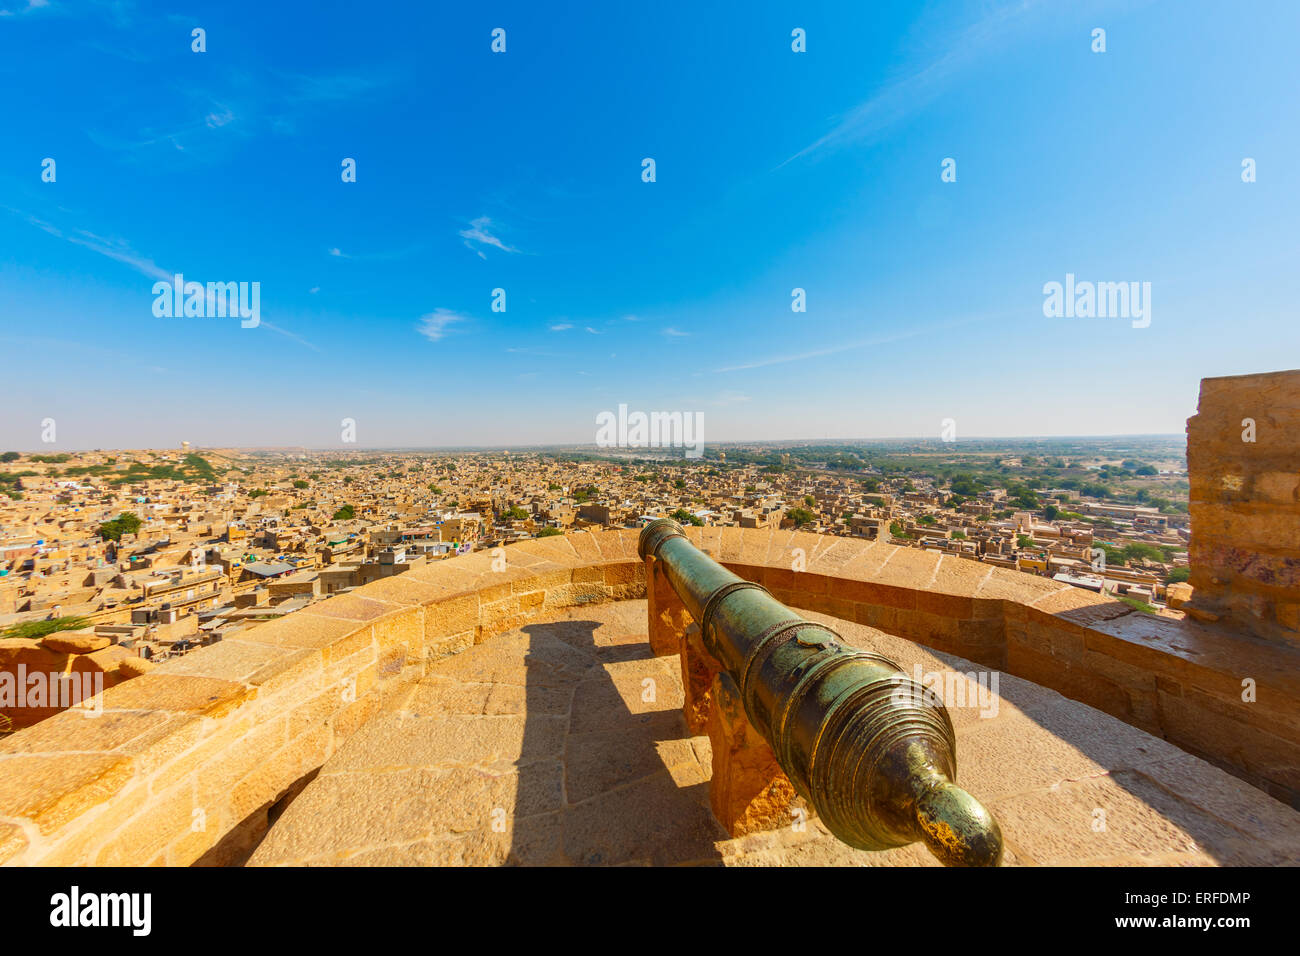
[0,707,176,756]
[986,770,1277,866]
[954,712,1115,803]
[249,599,1300,867]
[562,772,727,865]
[0,821,28,862]
[564,715,688,804]
[99,673,255,719]
[324,711,566,774]
[151,638,297,683]
[429,629,597,688]
[1137,750,1300,846]
[0,752,136,835]
[1011,697,1190,769]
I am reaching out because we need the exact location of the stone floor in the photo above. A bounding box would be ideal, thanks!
[248,600,1300,866]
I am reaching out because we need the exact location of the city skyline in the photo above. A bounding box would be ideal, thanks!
[0,432,1189,453]
[3,0,1299,448]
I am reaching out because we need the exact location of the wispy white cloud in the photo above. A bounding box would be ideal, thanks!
[417,308,466,342]
[711,391,751,406]
[459,216,519,258]
[780,1,1044,166]
[280,70,396,106]
[260,321,320,352]
[325,244,421,262]
[204,107,235,128]
[85,92,244,155]
[715,331,915,373]
[260,69,400,136]
[663,326,689,337]
[0,0,51,18]
[584,326,601,335]
[11,208,322,351]
[506,346,566,358]
[549,323,573,331]
[713,313,1007,373]
[84,66,394,155]
[17,211,171,281]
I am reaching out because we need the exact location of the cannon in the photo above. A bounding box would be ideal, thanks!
[638,518,1003,867]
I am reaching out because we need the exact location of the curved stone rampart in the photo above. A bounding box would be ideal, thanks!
[1,526,1294,865]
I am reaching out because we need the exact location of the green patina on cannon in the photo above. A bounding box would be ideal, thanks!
[639,517,1004,867]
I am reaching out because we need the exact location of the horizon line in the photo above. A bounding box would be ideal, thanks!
[1,433,1189,455]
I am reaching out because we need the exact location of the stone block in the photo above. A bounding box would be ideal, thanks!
[705,672,800,839]
[646,556,692,657]
[680,625,718,734]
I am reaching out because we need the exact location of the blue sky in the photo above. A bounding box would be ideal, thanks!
[2,0,1298,449]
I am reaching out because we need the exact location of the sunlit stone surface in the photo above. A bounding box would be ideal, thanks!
[250,600,1300,867]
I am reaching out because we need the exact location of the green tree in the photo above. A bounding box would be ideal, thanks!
[332,504,356,521]
[1123,542,1165,564]
[1168,567,1191,583]
[1096,543,1128,567]
[293,480,309,489]
[949,474,986,496]
[537,527,564,537]
[0,451,19,463]
[670,508,704,526]
[1006,484,1040,509]
[98,512,142,542]
[786,507,816,528]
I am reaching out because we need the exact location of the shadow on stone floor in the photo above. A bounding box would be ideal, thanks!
[507,619,727,866]
[917,641,1300,866]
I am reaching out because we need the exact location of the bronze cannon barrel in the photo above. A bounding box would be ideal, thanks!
[639,518,1003,867]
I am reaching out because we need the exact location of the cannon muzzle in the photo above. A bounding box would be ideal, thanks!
[639,518,1003,867]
